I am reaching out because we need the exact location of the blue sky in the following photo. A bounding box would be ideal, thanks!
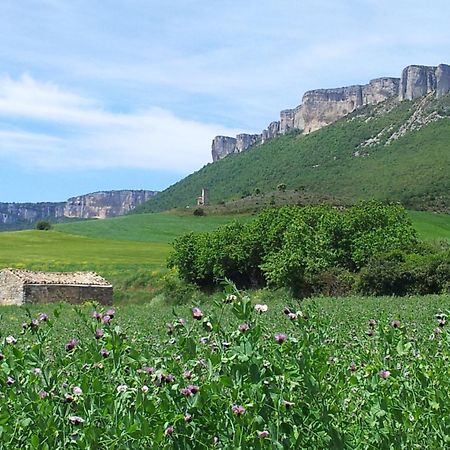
[1,0,449,202]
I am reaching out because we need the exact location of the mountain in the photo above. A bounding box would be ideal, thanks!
[135,76,450,214]
[0,190,157,231]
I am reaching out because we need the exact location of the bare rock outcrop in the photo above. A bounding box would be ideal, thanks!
[399,64,450,100]
[0,190,157,230]
[211,63,449,162]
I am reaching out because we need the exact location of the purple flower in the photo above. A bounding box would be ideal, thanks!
[68,416,85,425]
[140,366,155,374]
[30,319,39,328]
[183,370,193,380]
[275,333,287,344]
[102,315,111,324]
[165,425,174,436]
[94,328,104,339]
[181,387,193,397]
[38,390,49,399]
[65,338,78,352]
[379,369,391,379]
[100,348,109,358]
[192,307,203,320]
[239,323,249,333]
[390,320,401,329]
[39,313,49,322]
[232,404,246,415]
[188,384,199,394]
[368,319,377,327]
[257,430,270,438]
[106,308,115,318]
[92,311,102,321]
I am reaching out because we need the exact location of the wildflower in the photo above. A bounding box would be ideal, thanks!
[117,384,128,393]
[187,384,199,394]
[6,336,17,345]
[65,338,78,352]
[192,307,203,320]
[390,320,401,329]
[167,323,174,335]
[140,366,155,374]
[183,370,193,380]
[239,323,249,333]
[30,319,39,328]
[349,362,357,372]
[288,312,298,321]
[224,294,237,303]
[232,405,246,415]
[165,425,174,436]
[39,313,49,322]
[203,320,213,332]
[368,319,377,327]
[73,386,83,396]
[64,394,75,403]
[199,336,209,344]
[178,318,186,326]
[257,430,270,438]
[141,385,149,393]
[102,315,111,324]
[6,376,14,386]
[255,304,268,314]
[379,369,391,379]
[92,311,102,321]
[100,348,109,358]
[184,413,192,422]
[106,308,115,318]
[68,416,85,425]
[275,333,287,344]
[38,390,49,399]
[181,387,193,397]
[367,328,375,337]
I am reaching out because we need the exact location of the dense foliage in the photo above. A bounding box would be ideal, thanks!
[169,202,419,296]
[135,95,450,214]
[2,290,450,448]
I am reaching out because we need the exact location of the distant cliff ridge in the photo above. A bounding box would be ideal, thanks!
[0,190,158,230]
[212,63,450,161]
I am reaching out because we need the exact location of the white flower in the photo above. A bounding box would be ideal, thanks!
[73,386,83,395]
[141,385,149,393]
[254,304,268,313]
[117,384,128,393]
[5,336,17,345]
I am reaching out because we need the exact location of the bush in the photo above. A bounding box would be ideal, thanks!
[36,220,52,230]
[193,208,205,216]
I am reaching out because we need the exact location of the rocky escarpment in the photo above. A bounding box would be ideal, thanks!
[0,190,157,230]
[212,63,450,161]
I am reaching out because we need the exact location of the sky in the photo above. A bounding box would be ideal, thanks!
[1,0,449,202]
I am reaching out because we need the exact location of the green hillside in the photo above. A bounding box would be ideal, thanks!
[135,95,450,213]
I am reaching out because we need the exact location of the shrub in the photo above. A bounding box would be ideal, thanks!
[36,220,52,230]
[193,208,205,216]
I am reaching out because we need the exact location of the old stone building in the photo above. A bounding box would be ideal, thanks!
[0,269,112,306]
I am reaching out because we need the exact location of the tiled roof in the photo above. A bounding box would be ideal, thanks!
[1,268,111,286]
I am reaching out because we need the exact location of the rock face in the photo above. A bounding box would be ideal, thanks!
[0,190,157,230]
[211,63,449,161]
[400,64,450,100]
[212,136,237,162]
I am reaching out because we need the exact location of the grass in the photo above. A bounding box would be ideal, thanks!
[407,210,450,242]
[55,212,251,243]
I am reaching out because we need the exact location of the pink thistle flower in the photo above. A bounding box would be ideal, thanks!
[192,307,203,320]
[187,384,199,394]
[38,390,49,399]
[92,311,102,321]
[257,430,270,438]
[232,404,246,415]
[141,385,149,393]
[73,386,82,395]
[239,323,249,333]
[275,333,287,344]
[95,328,104,339]
[390,320,401,329]
[39,313,49,322]
[184,413,192,422]
[65,338,78,352]
[165,425,174,436]
[368,319,377,327]
[30,319,39,328]
[101,315,111,324]
[68,416,85,425]
[106,308,115,318]
[379,369,391,379]
[181,387,193,397]
[100,348,109,358]
[183,370,193,380]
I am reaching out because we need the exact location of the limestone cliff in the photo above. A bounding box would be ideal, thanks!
[0,190,158,230]
[211,63,449,161]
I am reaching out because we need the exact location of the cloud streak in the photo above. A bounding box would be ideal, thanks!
[0,74,240,171]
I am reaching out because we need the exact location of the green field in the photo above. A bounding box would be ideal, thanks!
[408,210,450,241]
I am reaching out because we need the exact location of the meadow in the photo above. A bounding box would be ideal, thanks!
[0,209,449,447]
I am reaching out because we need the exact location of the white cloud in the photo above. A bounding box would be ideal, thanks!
[0,74,240,171]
